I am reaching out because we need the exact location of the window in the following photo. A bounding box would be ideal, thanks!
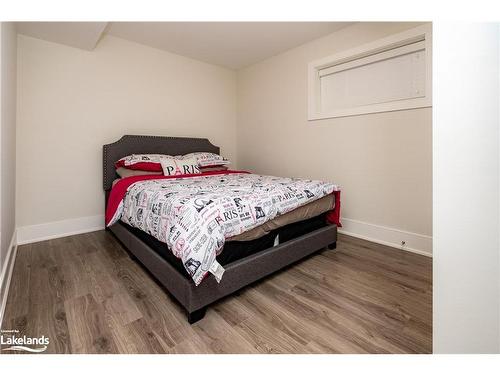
[308,24,432,120]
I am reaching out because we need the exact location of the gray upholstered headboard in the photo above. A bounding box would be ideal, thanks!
[103,135,220,191]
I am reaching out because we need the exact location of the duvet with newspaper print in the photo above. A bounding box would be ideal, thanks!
[107,172,339,285]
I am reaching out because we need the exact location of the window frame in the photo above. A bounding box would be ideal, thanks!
[308,24,432,121]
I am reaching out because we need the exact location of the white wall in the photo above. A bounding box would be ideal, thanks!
[0,23,17,277]
[16,34,237,232]
[237,22,432,255]
[0,22,17,321]
[433,23,500,353]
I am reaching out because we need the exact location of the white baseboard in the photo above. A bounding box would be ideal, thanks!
[16,215,105,245]
[338,217,432,257]
[0,229,18,329]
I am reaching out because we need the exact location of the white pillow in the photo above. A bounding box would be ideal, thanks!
[182,152,230,167]
[160,157,201,176]
[117,154,166,166]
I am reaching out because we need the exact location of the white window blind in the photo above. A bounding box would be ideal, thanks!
[308,25,431,120]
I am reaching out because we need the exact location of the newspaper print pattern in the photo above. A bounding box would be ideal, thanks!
[115,173,338,285]
[183,152,230,167]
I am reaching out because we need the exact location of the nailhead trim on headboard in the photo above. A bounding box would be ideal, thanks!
[103,135,220,191]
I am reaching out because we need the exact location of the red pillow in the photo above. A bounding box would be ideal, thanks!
[115,154,166,172]
[114,160,163,172]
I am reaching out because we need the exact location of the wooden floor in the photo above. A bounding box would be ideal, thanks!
[1,231,432,354]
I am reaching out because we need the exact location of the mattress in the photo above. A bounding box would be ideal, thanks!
[123,212,329,278]
[229,194,333,241]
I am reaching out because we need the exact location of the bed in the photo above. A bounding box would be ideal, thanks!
[103,135,339,323]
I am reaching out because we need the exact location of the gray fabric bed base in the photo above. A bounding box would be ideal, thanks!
[109,221,337,323]
[103,135,337,323]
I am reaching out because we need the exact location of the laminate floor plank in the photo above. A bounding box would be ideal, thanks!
[212,294,250,327]
[64,294,119,354]
[112,257,190,348]
[288,264,431,330]
[14,240,73,354]
[50,237,92,300]
[192,310,259,353]
[125,318,170,354]
[235,287,313,349]
[2,244,32,320]
[1,232,432,354]
[252,281,387,353]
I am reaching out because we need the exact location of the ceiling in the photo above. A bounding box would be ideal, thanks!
[106,22,353,69]
[16,22,353,70]
[16,22,108,51]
